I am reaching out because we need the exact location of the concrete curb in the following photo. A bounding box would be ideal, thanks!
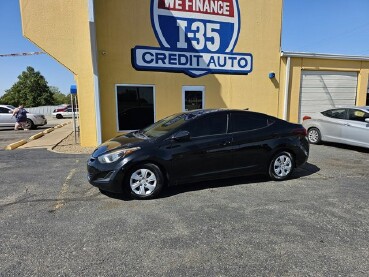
[29,132,44,140]
[5,139,27,150]
[5,121,73,150]
[43,128,54,134]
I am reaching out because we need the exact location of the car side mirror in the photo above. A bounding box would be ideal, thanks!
[172,130,190,142]
[365,118,369,123]
[9,110,12,114]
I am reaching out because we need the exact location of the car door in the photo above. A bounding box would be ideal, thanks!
[168,112,234,183]
[341,109,369,148]
[228,111,274,174]
[319,109,347,143]
[0,107,15,126]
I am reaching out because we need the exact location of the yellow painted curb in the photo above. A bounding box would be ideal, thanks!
[61,122,68,126]
[29,132,44,140]
[5,139,27,150]
[54,125,63,129]
[43,128,54,134]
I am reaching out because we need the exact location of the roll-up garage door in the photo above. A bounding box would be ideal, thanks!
[299,71,358,121]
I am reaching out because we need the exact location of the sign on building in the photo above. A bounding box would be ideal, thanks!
[132,0,253,77]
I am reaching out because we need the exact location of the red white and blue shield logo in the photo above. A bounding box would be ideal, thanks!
[132,0,252,77]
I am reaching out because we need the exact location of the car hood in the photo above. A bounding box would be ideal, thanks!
[91,132,153,158]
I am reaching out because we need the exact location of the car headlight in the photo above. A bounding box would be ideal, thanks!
[97,147,140,164]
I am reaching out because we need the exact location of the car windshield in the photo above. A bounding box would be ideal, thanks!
[140,110,210,138]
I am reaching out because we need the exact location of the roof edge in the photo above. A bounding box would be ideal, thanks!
[281,51,369,61]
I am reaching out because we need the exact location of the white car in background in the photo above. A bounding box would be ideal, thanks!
[0,104,47,129]
[52,107,79,119]
[302,106,369,149]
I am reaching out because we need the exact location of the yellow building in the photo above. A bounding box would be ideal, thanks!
[19,0,369,146]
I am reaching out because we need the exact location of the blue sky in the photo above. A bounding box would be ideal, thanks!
[1,0,369,97]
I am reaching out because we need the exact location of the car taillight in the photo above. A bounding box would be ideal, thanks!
[302,116,311,121]
[293,128,307,137]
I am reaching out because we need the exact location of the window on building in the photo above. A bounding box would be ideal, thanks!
[182,86,205,111]
[116,85,155,131]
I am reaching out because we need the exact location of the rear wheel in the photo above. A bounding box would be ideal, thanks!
[269,151,294,181]
[126,163,164,200]
[307,128,321,144]
[56,114,63,119]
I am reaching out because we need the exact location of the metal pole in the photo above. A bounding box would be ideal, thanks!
[71,94,77,144]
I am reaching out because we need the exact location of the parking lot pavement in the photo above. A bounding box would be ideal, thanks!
[0,144,369,276]
[0,117,71,149]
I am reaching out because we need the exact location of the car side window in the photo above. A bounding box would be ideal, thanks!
[184,113,228,138]
[322,109,347,119]
[348,109,369,122]
[229,112,270,133]
[0,107,10,114]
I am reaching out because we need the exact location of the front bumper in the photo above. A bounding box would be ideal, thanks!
[87,157,126,193]
[34,118,47,126]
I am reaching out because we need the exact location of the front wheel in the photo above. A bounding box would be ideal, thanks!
[126,163,164,200]
[269,151,294,181]
[56,114,63,119]
[24,119,35,130]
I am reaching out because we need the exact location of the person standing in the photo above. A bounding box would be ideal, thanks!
[13,104,29,131]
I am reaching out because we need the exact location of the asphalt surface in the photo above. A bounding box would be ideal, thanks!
[0,143,369,276]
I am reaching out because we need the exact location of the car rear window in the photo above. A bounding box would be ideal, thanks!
[321,109,346,119]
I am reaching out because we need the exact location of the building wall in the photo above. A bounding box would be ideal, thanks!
[94,0,284,142]
[280,57,369,123]
[19,0,98,146]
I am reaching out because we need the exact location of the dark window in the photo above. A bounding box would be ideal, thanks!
[117,86,154,130]
[184,113,227,137]
[184,90,203,111]
[348,109,369,122]
[229,112,270,133]
[0,107,10,114]
[367,92,369,106]
[321,109,347,119]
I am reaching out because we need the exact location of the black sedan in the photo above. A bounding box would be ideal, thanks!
[87,109,309,199]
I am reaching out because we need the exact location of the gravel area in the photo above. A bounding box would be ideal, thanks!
[53,132,95,155]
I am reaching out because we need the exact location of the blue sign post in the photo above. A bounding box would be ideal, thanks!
[70,85,78,143]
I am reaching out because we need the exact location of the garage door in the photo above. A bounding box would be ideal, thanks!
[299,71,358,121]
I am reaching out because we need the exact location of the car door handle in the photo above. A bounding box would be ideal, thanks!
[222,141,231,146]
[344,123,352,127]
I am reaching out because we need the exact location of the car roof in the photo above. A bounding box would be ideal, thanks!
[326,106,369,112]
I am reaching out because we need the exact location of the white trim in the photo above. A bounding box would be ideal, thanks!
[283,57,291,121]
[281,51,369,61]
[88,0,102,145]
[182,86,205,111]
[115,84,156,132]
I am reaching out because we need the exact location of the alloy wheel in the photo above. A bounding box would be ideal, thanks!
[308,129,320,143]
[130,168,157,196]
[273,155,292,177]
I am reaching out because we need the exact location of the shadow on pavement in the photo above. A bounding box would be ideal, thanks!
[320,142,369,154]
[100,162,320,201]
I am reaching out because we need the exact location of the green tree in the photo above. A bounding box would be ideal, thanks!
[50,86,70,105]
[0,66,55,107]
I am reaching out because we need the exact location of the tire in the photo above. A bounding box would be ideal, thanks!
[56,114,63,119]
[269,151,295,181]
[125,163,164,200]
[307,128,322,144]
[24,119,35,130]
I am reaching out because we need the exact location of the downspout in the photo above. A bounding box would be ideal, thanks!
[88,0,102,145]
[283,56,291,121]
